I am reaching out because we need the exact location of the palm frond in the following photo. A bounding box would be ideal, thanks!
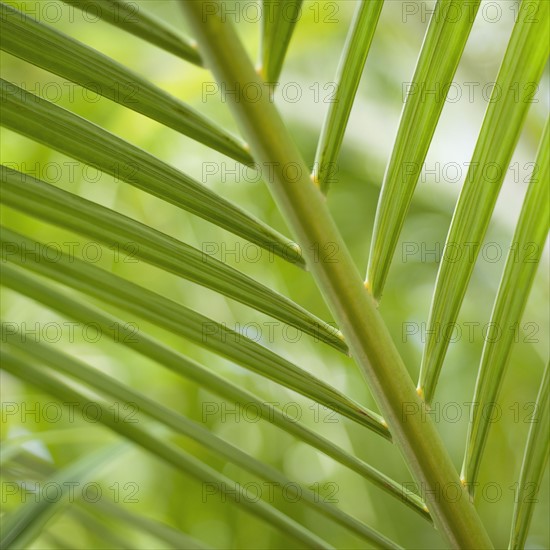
[418,0,549,402]
[0,79,304,266]
[2,0,547,546]
[366,0,481,300]
[259,0,303,83]
[58,0,203,65]
[1,167,346,353]
[313,0,383,192]
[0,234,388,437]
[509,361,549,549]
[0,4,250,164]
[462,118,549,488]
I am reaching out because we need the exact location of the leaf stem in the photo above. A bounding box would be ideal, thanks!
[180,2,493,547]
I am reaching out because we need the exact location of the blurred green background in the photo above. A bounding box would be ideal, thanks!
[1,1,548,548]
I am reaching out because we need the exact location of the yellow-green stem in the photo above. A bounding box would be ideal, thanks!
[181,2,493,548]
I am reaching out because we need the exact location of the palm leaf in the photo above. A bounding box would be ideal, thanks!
[3,334,400,549]
[0,229,388,437]
[0,353,335,550]
[0,442,126,549]
[0,79,304,267]
[2,264,429,519]
[461,118,549,487]
[366,0,481,300]
[313,0,383,192]
[509,361,549,549]
[259,0,303,83]
[181,3,494,546]
[58,0,202,65]
[2,0,547,546]
[418,0,549,402]
[0,166,346,353]
[0,4,251,165]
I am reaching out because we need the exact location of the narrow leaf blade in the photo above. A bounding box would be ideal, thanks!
[260,1,303,82]
[0,166,346,353]
[418,0,550,402]
[462,118,549,487]
[58,0,203,65]
[0,228,388,438]
[313,0,384,192]
[0,79,304,267]
[0,4,252,165]
[509,361,550,550]
[367,0,481,300]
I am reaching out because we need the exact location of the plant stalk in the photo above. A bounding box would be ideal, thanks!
[181,2,493,547]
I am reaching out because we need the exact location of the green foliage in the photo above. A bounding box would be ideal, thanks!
[1,0,548,548]
[418,0,549,402]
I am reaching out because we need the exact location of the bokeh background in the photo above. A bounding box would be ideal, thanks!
[1,0,548,548]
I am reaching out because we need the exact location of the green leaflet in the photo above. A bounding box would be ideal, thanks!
[260,1,303,83]
[366,0,481,300]
[82,499,210,550]
[57,0,203,65]
[0,354,334,550]
[418,0,549,403]
[57,505,137,550]
[0,228,389,438]
[0,166,346,353]
[2,450,210,549]
[0,79,305,268]
[2,264,431,520]
[313,0,383,192]
[0,3,252,165]
[509,362,550,550]
[4,335,400,549]
[0,442,126,549]
[461,119,549,488]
